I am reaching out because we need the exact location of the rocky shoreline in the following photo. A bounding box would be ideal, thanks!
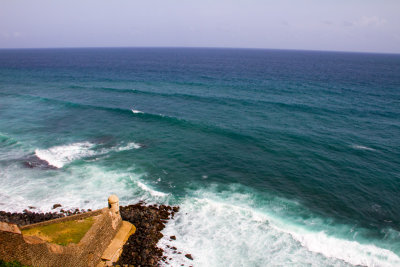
[0,209,67,226]
[0,202,189,266]
[118,202,185,266]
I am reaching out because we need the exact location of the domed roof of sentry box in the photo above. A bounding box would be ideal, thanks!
[108,195,119,204]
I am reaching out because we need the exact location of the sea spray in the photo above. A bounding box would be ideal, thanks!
[34,141,142,168]
[35,142,95,168]
[160,187,400,267]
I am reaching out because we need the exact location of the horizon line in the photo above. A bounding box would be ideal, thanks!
[0,45,399,56]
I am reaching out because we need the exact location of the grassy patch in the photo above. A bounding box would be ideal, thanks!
[22,217,94,246]
[0,260,30,267]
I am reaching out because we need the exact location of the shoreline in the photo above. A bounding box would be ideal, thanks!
[0,202,188,266]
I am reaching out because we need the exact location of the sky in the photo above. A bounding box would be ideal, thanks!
[0,0,399,53]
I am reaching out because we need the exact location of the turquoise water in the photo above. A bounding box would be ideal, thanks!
[0,48,399,266]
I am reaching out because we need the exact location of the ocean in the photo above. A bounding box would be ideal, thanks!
[0,47,399,266]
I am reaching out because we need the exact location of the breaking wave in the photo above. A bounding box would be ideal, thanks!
[131,109,144,114]
[159,188,400,267]
[34,141,141,168]
[351,144,376,151]
[135,180,169,198]
[35,142,95,168]
[115,142,141,151]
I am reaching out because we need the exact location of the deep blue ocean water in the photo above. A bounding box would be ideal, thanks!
[0,48,399,266]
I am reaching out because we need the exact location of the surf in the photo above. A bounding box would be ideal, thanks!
[33,141,142,168]
[160,187,400,267]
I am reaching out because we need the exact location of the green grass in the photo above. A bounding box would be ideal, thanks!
[21,217,94,246]
[0,260,30,267]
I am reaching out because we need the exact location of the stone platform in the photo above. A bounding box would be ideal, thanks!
[0,195,135,267]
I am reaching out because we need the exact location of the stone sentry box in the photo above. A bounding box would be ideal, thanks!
[0,195,128,267]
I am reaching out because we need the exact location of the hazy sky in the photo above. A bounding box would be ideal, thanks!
[1,0,399,53]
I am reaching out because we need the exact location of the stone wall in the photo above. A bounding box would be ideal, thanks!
[19,209,103,231]
[0,207,122,266]
[76,208,122,266]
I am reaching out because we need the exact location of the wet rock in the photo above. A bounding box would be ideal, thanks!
[170,235,176,240]
[0,210,65,226]
[117,202,180,266]
[185,254,193,260]
[52,204,62,209]
[22,155,57,170]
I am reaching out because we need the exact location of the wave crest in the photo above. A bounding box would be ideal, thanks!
[351,144,376,151]
[160,188,400,267]
[34,141,142,168]
[35,142,95,168]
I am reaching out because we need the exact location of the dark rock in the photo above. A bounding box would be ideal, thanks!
[52,204,62,209]
[22,155,58,170]
[170,235,176,240]
[185,254,193,260]
[0,209,66,226]
[117,203,180,266]
[148,258,155,265]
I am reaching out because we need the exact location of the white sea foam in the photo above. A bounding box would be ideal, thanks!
[116,142,141,151]
[34,141,142,168]
[285,227,400,267]
[0,164,144,212]
[98,142,142,155]
[131,109,143,114]
[351,145,375,151]
[136,180,168,197]
[35,142,95,168]
[159,189,400,267]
